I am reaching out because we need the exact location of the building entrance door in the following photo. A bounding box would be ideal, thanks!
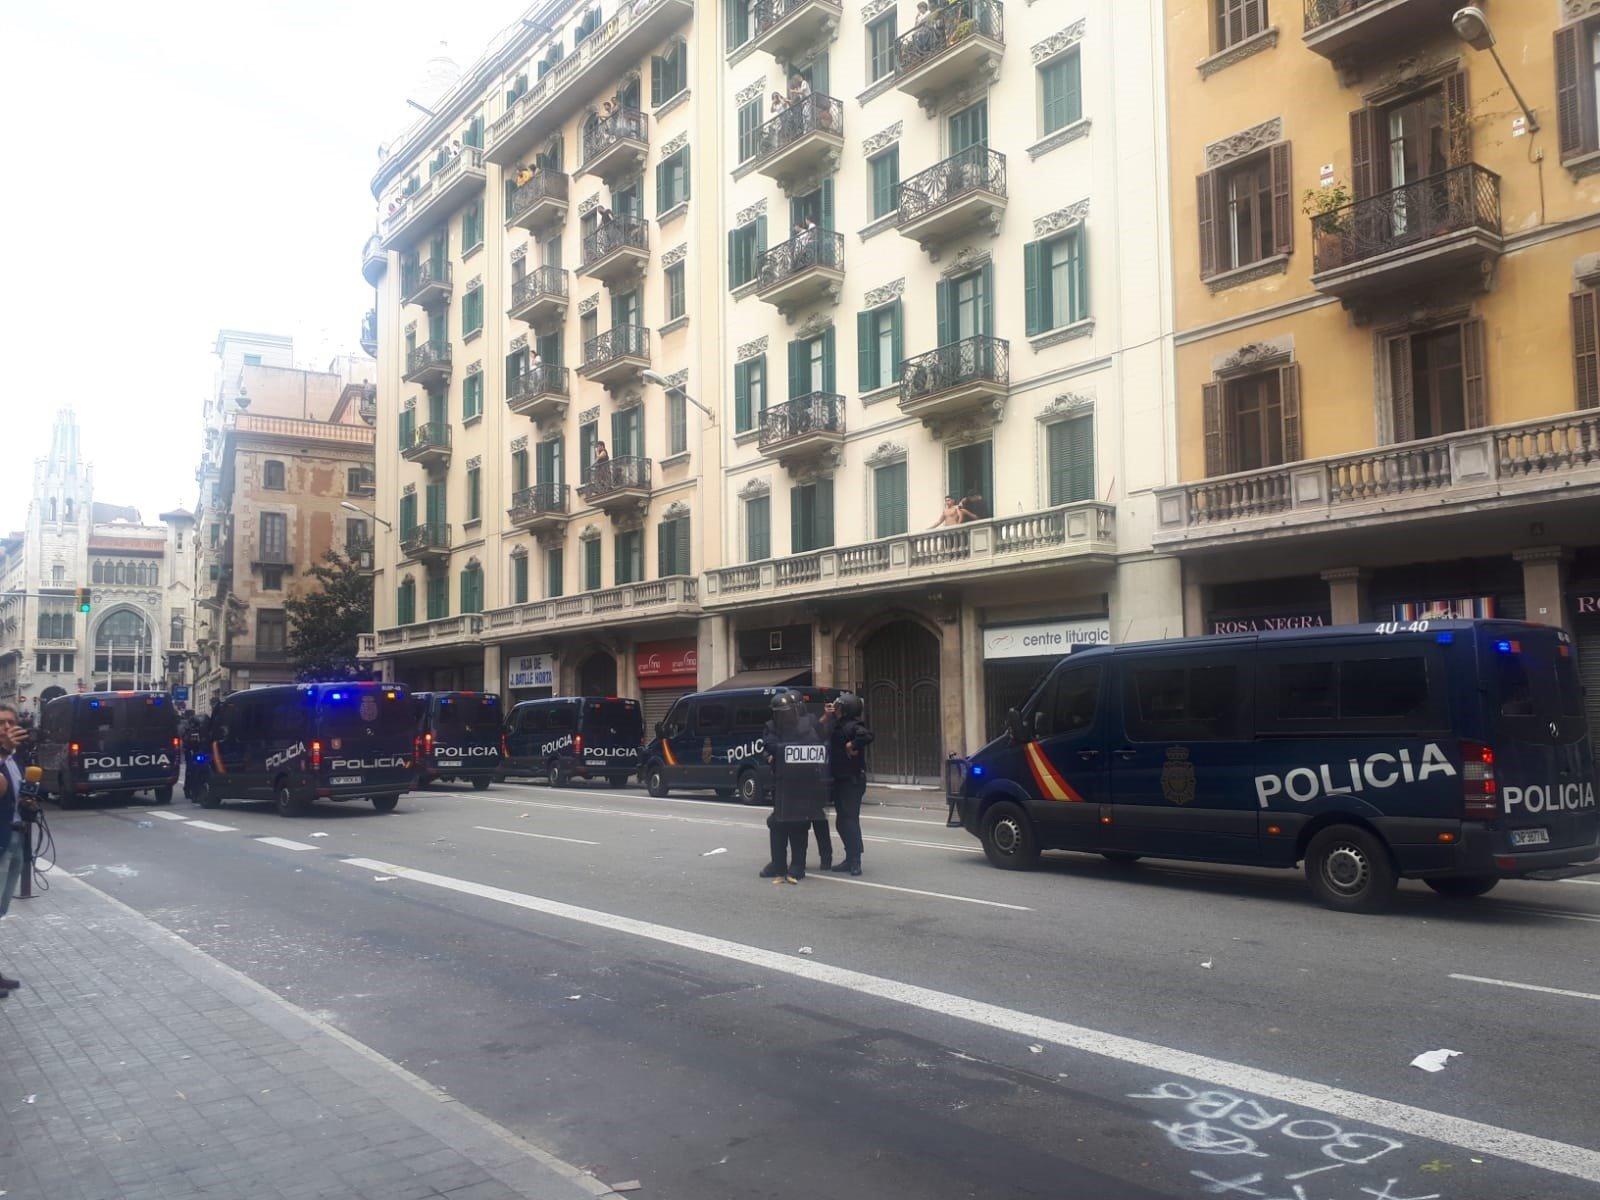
[861,620,941,783]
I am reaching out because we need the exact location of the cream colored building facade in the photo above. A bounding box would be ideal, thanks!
[362,0,1182,777]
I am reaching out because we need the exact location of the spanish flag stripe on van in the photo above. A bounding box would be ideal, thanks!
[662,741,677,767]
[1024,742,1082,803]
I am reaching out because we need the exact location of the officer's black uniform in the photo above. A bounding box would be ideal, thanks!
[759,693,830,882]
[825,694,874,874]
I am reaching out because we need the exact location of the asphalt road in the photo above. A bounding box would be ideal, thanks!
[40,777,1600,1200]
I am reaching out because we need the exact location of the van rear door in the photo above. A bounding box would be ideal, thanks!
[580,699,642,772]
[431,694,503,767]
[73,694,179,787]
[317,687,415,790]
[1482,629,1598,855]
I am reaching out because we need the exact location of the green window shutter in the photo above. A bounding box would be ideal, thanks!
[1048,414,1095,505]
[548,548,564,598]
[811,53,829,99]
[537,331,560,366]
[727,229,739,288]
[1024,240,1044,336]
[787,339,807,399]
[857,310,876,391]
[979,262,994,338]
[734,361,751,432]
[947,447,965,507]
[936,279,953,347]
[1072,229,1090,323]
[514,554,528,603]
[657,522,671,578]
[655,159,667,215]
[680,147,690,202]
[399,492,416,533]
[651,55,664,106]
[875,463,907,537]
[747,496,769,561]
[676,516,691,576]
[821,327,836,393]
[755,215,767,256]
[790,485,804,552]
[815,478,834,549]
[585,538,601,590]
[889,299,904,384]
[821,179,834,230]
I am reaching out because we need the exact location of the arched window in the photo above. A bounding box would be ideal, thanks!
[64,500,72,520]
[264,460,286,490]
[94,610,153,683]
[48,498,57,522]
[114,562,126,585]
[92,561,103,584]
[397,578,416,625]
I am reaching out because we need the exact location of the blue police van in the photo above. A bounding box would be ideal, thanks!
[641,686,840,803]
[950,620,1599,912]
[412,691,503,790]
[502,696,643,787]
[35,691,181,806]
[199,682,416,817]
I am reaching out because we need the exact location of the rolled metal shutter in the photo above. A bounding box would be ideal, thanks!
[1576,619,1600,748]
[641,687,691,735]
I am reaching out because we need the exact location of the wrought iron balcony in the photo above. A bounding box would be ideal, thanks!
[751,0,842,61]
[347,536,375,572]
[1302,0,1457,63]
[399,521,451,563]
[402,340,452,387]
[507,170,570,231]
[508,266,569,326]
[899,336,1010,423]
[508,482,570,532]
[506,365,570,421]
[753,94,844,187]
[360,309,378,356]
[401,258,452,309]
[581,107,649,184]
[579,325,650,385]
[580,455,652,513]
[894,0,1004,112]
[1310,164,1503,302]
[756,230,844,315]
[361,234,386,286]
[758,393,845,467]
[896,145,1007,252]
[381,147,487,251]
[580,215,649,285]
[399,421,452,469]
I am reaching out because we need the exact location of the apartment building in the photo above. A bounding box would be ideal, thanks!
[1155,0,1600,734]
[193,332,377,709]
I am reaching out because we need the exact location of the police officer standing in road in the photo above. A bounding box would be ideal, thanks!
[759,691,830,883]
[825,694,873,876]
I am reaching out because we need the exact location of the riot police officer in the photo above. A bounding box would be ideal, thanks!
[824,693,873,875]
[759,691,830,882]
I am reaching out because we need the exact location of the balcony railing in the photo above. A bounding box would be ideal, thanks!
[893,0,1003,76]
[361,234,386,286]
[360,309,378,355]
[1304,0,1383,29]
[901,336,1010,406]
[897,145,1007,225]
[376,613,486,652]
[581,215,649,268]
[401,421,451,456]
[581,106,648,166]
[755,94,843,163]
[759,392,845,450]
[757,230,843,291]
[507,171,569,224]
[403,340,451,380]
[511,265,569,312]
[483,575,698,639]
[399,521,451,559]
[507,364,570,406]
[401,258,452,305]
[583,325,650,369]
[581,455,651,499]
[1311,164,1501,275]
[509,482,570,522]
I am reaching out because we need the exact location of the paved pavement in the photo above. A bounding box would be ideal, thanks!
[0,871,622,1200]
[11,776,1600,1200]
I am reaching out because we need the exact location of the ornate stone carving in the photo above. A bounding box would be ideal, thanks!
[510,435,528,452]
[1205,118,1283,169]
[579,406,600,425]
[465,360,483,377]
[925,397,1007,442]
[510,334,529,352]
[402,483,416,496]
[661,131,688,157]
[941,246,991,277]
[1031,18,1086,64]
[737,476,771,500]
[509,545,527,559]
[862,120,903,158]
[1215,338,1293,376]
[465,456,482,472]
[861,0,894,20]
[736,79,767,106]
[661,500,690,521]
[510,244,527,264]
[403,397,416,411]
[863,278,905,309]
[614,390,643,411]
[578,293,600,315]
[1034,200,1090,239]
[580,524,601,541]
[1564,0,1600,19]
[865,440,906,468]
[795,311,833,338]
[1197,26,1277,80]
[664,369,689,389]
[737,336,768,362]
[609,503,647,532]
[464,275,482,293]
[405,321,417,336]
[1037,392,1094,421]
[662,242,688,267]
[736,197,767,227]
[579,194,601,216]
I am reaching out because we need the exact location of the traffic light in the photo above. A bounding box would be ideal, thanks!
[76,588,91,615]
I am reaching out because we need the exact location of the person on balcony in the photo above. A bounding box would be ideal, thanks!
[958,491,988,522]
[515,164,534,187]
[930,497,965,528]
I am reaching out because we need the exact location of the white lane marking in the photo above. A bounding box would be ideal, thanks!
[255,836,317,851]
[473,825,600,847]
[493,781,950,827]
[1514,908,1600,924]
[1560,878,1600,886]
[865,835,980,854]
[144,812,189,822]
[807,872,1031,911]
[339,855,1600,1187]
[186,820,239,833]
[1450,974,1600,1003]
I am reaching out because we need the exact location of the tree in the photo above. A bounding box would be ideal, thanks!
[285,550,372,681]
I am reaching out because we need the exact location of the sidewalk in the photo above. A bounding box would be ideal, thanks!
[863,784,952,817]
[0,874,620,1200]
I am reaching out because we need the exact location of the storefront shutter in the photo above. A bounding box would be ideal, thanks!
[1196,172,1217,278]
[1462,318,1488,429]
[1278,362,1302,462]
[1202,382,1224,476]
[1573,289,1600,410]
[1270,143,1293,256]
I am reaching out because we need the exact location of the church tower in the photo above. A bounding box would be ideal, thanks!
[27,408,94,595]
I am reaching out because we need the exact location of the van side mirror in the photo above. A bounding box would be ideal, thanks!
[1005,708,1031,744]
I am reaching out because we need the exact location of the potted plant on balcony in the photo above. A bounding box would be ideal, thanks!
[949,16,975,44]
[1303,182,1352,270]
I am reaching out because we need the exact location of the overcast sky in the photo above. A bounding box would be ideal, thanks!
[0,0,515,531]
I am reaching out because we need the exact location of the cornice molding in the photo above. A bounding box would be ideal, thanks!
[1031,18,1086,65]
[737,335,768,362]
[862,121,903,158]
[1205,118,1283,169]
[1034,199,1090,239]
[863,278,905,309]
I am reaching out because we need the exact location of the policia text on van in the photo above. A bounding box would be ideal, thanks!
[948,621,1599,912]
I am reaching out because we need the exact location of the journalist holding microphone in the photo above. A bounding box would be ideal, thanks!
[0,702,32,997]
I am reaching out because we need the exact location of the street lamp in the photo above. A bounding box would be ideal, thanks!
[641,370,717,425]
[1451,6,1539,132]
[340,501,393,531]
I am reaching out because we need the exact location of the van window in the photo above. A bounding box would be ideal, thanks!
[1486,633,1587,743]
[1126,660,1247,741]
[1043,666,1101,736]
[660,698,688,737]
[514,705,545,734]
[315,689,413,741]
[268,700,305,740]
[434,695,502,736]
[694,702,730,734]
[733,700,770,728]
[1342,657,1430,720]
[1259,645,1446,733]
[584,699,642,740]
[547,703,577,733]
[73,695,178,740]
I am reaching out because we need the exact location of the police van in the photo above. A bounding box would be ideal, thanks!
[641,686,840,803]
[950,620,1599,912]
[412,691,503,790]
[199,682,416,817]
[35,692,181,806]
[502,696,643,787]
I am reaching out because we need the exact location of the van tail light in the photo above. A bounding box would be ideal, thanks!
[1462,741,1497,820]
[311,740,323,770]
[69,741,80,761]
[574,734,584,755]
[172,737,181,751]
[425,731,434,752]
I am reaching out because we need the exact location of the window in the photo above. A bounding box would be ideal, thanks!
[260,512,287,560]
[537,436,564,486]
[1386,321,1485,443]
[658,515,690,577]
[574,6,601,47]
[397,579,416,625]
[668,389,688,456]
[399,491,418,534]
[584,537,603,591]
[547,546,565,598]
[725,0,757,50]
[1047,415,1094,506]
[1039,50,1082,136]
[869,148,900,220]
[462,288,484,338]
[652,39,688,105]
[857,301,903,394]
[512,553,529,604]
[347,466,373,494]
[734,355,766,433]
[1574,285,1600,411]
[1127,659,1246,742]
[1196,145,1291,279]
[426,571,448,621]
[1260,646,1446,733]
[656,146,691,212]
[346,518,368,551]
[463,372,483,421]
[462,200,484,252]
[579,422,598,482]
[53,563,65,584]
[1043,666,1102,737]
[737,98,762,163]
[729,218,765,288]
[209,523,219,548]
[745,495,770,561]
[1215,0,1268,52]
[1555,18,1600,163]
[874,461,907,538]
[209,564,220,582]
[512,448,530,492]
[790,479,834,552]
[460,564,484,614]
[263,460,285,490]
[261,567,284,591]
[398,405,416,450]
[1025,228,1089,335]
[467,465,482,522]
[867,13,898,83]
[936,264,992,345]
[580,308,599,347]
[612,406,643,459]
[787,329,835,398]
[464,113,484,150]
[665,262,686,321]
[243,353,262,366]
[256,610,287,658]
[1202,363,1302,475]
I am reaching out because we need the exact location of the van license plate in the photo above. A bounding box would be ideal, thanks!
[330,775,363,786]
[436,760,462,768]
[88,771,120,782]
[1511,828,1550,847]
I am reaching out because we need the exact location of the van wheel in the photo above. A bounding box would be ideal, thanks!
[645,764,669,798]
[1101,851,1141,865]
[981,802,1040,871]
[550,763,571,788]
[1426,875,1499,899]
[154,786,174,805]
[1305,825,1396,914]
[275,784,312,818]
[736,770,762,805]
[471,777,492,791]
[372,794,399,813]
[197,782,223,810]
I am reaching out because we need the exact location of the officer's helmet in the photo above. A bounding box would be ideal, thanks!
[833,693,863,721]
[771,690,805,718]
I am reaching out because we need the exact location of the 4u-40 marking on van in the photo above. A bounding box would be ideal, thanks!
[949,620,1600,913]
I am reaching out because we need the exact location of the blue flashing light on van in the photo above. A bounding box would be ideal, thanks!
[947,620,1599,912]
